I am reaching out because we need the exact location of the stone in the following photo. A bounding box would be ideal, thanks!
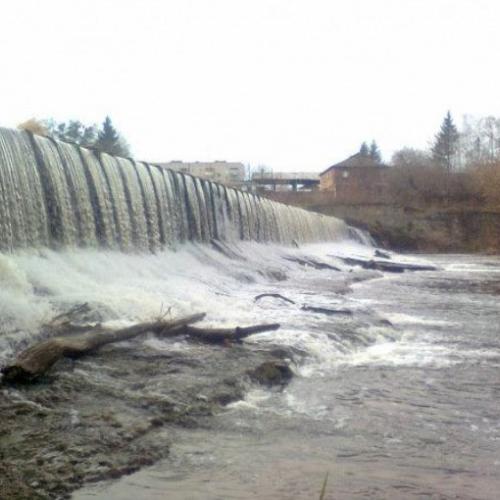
[248,361,294,387]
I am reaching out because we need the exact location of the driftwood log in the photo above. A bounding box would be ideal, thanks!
[1,313,205,383]
[44,302,96,335]
[374,249,391,259]
[254,293,355,319]
[330,255,437,273]
[284,256,340,271]
[254,293,296,305]
[171,323,280,343]
[301,305,353,316]
[210,239,244,260]
[1,309,281,383]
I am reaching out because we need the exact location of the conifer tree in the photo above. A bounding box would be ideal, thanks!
[80,125,98,148]
[359,141,369,156]
[27,116,131,156]
[432,111,459,172]
[369,140,382,163]
[94,116,130,157]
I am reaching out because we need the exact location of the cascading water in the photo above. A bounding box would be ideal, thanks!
[0,127,347,252]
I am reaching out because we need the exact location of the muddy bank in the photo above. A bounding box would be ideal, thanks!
[339,206,500,253]
[319,206,500,253]
[263,192,500,253]
[0,335,296,500]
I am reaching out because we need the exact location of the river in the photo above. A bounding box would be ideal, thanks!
[70,250,500,500]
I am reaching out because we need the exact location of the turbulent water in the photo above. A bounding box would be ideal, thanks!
[0,127,346,252]
[1,239,499,499]
[67,248,499,500]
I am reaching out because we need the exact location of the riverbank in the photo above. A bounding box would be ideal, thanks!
[263,192,500,253]
[318,204,500,253]
[1,334,295,499]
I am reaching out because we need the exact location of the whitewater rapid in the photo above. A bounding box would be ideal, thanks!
[0,239,391,366]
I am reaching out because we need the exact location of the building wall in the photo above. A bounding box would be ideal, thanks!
[319,167,387,202]
[319,170,336,192]
[158,161,245,187]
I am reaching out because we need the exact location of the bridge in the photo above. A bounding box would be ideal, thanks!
[251,171,319,191]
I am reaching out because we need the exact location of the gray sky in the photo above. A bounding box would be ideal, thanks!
[1,0,499,171]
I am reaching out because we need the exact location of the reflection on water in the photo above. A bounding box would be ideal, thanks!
[74,254,500,500]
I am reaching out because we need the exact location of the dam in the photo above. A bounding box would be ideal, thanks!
[0,127,346,252]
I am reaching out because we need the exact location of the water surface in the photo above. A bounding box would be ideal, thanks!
[74,253,500,499]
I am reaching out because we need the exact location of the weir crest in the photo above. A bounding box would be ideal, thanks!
[0,127,347,251]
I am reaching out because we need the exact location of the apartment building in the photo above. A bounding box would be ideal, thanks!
[158,161,245,188]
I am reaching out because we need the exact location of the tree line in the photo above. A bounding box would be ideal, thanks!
[17,116,130,157]
[388,111,500,206]
[358,140,382,163]
[392,111,500,171]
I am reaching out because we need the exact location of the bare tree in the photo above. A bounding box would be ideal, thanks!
[458,114,500,168]
[17,118,49,136]
[391,148,433,169]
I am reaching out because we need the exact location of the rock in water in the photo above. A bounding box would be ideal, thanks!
[249,361,294,387]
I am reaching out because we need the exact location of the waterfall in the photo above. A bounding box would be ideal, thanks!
[0,127,348,251]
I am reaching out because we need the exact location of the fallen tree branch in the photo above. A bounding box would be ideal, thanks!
[170,323,281,344]
[210,239,244,260]
[283,256,340,271]
[49,303,91,325]
[301,305,352,316]
[374,249,391,259]
[254,293,296,305]
[44,303,95,336]
[1,313,280,383]
[2,313,206,383]
[330,255,437,273]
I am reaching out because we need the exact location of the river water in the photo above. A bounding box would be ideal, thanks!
[71,250,500,500]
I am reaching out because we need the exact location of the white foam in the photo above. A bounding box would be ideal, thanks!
[336,341,456,368]
[0,241,455,374]
[0,242,346,360]
[384,312,457,327]
[226,389,271,411]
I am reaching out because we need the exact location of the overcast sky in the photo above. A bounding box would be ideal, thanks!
[1,0,499,171]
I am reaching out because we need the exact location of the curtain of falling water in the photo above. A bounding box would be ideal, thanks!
[54,140,98,248]
[98,153,133,251]
[0,127,348,251]
[134,161,161,251]
[0,129,49,250]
